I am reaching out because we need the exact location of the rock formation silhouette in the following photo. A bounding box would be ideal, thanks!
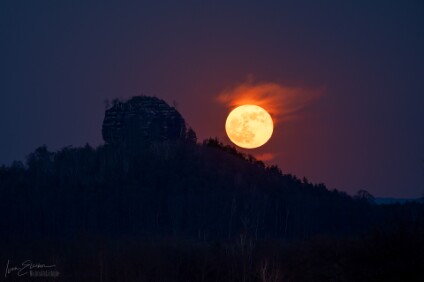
[102,96,195,144]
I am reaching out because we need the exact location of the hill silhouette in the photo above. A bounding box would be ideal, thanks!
[1,96,423,281]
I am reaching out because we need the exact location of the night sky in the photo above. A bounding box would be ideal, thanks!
[1,1,423,198]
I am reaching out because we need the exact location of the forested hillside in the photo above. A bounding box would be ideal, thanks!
[1,98,423,281]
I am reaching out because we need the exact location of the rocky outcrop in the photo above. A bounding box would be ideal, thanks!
[102,96,195,144]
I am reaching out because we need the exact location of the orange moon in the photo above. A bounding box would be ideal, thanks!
[225,105,274,149]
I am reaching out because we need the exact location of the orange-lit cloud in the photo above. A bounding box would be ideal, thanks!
[217,79,323,123]
[254,152,276,162]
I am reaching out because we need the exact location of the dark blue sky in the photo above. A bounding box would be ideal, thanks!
[1,1,423,197]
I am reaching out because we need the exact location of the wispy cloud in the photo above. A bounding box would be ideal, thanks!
[217,78,324,123]
[254,152,276,162]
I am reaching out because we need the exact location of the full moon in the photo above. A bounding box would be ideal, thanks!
[225,105,274,149]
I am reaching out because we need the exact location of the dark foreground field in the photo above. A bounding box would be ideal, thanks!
[2,230,424,282]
